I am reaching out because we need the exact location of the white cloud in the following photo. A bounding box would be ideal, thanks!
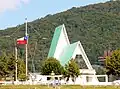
[0,0,29,13]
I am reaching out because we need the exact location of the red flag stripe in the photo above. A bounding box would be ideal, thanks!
[17,40,27,45]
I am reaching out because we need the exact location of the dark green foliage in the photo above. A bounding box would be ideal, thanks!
[0,53,26,80]
[41,57,64,75]
[64,59,80,82]
[0,53,10,79]
[1,1,120,72]
[105,50,120,77]
[17,59,26,81]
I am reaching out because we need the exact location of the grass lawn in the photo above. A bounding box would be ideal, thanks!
[0,85,120,89]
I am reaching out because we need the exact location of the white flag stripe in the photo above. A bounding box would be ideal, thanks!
[17,37,24,41]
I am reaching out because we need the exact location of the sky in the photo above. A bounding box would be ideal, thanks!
[0,0,109,29]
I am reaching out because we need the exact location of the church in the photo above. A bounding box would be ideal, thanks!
[47,24,108,85]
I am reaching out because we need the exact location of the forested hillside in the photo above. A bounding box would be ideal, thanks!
[0,0,120,72]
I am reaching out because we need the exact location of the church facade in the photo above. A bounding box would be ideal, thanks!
[48,24,107,85]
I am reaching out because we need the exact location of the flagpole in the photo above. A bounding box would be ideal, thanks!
[25,18,28,78]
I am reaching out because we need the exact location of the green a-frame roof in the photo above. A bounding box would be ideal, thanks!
[48,25,63,57]
[59,42,78,66]
[48,24,93,69]
[48,24,78,66]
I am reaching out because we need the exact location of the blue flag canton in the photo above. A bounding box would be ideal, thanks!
[24,36,28,40]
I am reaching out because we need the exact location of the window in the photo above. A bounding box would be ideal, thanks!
[75,54,88,69]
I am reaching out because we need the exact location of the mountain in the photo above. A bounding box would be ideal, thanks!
[1,0,120,72]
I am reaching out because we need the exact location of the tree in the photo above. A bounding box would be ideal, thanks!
[41,57,64,75]
[0,53,26,81]
[64,59,80,82]
[7,54,26,81]
[7,54,16,79]
[0,53,9,79]
[105,50,120,78]
[17,59,26,81]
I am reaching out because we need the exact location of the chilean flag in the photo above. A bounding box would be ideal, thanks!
[17,36,28,45]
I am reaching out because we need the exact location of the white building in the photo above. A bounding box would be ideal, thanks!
[47,24,109,85]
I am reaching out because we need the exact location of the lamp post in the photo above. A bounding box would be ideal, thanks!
[15,46,18,82]
[14,38,18,82]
